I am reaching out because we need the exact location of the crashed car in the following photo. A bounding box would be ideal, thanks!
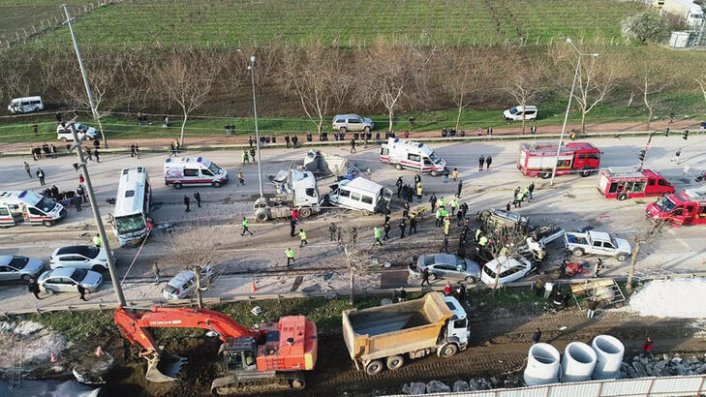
[409,253,481,283]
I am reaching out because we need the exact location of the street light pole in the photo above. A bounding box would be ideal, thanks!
[248,55,265,199]
[62,5,107,149]
[549,39,599,186]
[68,121,126,306]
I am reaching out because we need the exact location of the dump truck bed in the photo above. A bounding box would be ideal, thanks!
[342,293,453,364]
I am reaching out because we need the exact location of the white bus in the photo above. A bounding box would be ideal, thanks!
[113,166,153,247]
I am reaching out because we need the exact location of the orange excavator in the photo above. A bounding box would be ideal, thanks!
[114,305,318,395]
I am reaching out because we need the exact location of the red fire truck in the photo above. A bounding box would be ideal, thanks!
[646,187,706,226]
[597,168,675,200]
[518,142,601,179]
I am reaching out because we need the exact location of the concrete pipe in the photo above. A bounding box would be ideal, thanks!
[591,334,625,380]
[561,342,597,383]
[523,343,561,386]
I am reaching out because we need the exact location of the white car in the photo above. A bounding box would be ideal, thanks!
[332,114,374,133]
[163,265,215,300]
[503,105,537,121]
[0,255,44,282]
[480,256,534,287]
[57,122,99,142]
[38,267,103,294]
[49,245,115,272]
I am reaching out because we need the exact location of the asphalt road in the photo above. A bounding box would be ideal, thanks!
[0,134,705,311]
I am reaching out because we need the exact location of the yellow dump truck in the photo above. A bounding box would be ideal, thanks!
[342,292,470,375]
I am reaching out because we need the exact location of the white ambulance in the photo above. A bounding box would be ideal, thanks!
[0,191,67,227]
[380,137,447,176]
[163,157,228,189]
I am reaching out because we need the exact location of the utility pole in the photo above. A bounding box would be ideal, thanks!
[248,55,265,199]
[62,4,108,149]
[69,121,126,306]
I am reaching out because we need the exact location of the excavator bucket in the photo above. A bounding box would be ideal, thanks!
[145,351,188,383]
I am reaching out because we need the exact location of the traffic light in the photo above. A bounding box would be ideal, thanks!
[638,149,646,161]
[683,129,689,140]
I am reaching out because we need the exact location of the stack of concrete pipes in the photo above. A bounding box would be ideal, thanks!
[523,334,625,386]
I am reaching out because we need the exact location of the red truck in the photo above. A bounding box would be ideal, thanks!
[646,188,706,226]
[518,142,601,179]
[597,168,675,200]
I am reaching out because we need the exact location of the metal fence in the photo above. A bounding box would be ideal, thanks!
[382,375,706,397]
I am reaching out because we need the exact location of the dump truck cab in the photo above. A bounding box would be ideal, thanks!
[441,295,470,344]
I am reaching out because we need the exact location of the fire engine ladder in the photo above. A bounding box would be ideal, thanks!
[9,338,24,389]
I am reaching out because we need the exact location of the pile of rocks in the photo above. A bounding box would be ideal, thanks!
[622,354,706,378]
[402,377,498,395]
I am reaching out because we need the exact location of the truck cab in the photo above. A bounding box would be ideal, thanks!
[442,296,471,347]
[598,168,674,200]
[646,188,706,226]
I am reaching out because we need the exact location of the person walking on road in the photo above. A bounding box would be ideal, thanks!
[241,150,250,164]
[456,180,463,198]
[396,176,403,198]
[399,219,407,239]
[290,218,297,237]
[528,182,535,201]
[451,168,460,182]
[152,262,161,284]
[531,329,542,344]
[286,248,295,267]
[238,169,245,185]
[409,215,417,234]
[429,193,437,214]
[77,284,87,301]
[485,155,492,170]
[94,149,100,163]
[373,226,383,246]
[478,155,485,171]
[36,168,46,186]
[72,195,82,212]
[241,217,253,236]
[85,147,93,162]
[299,229,308,247]
[24,162,32,178]
[194,192,202,208]
[383,222,391,240]
[184,195,191,212]
[350,138,356,153]
[329,223,337,241]
[77,185,87,203]
[421,267,432,287]
[28,278,40,300]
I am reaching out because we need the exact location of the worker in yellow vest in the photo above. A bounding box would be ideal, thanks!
[286,248,295,266]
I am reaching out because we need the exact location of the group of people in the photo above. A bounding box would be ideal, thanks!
[509,183,535,209]
[241,148,257,164]
[30,143,57,160]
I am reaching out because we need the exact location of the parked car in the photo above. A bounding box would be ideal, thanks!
[57,122,99,142]
[409,253,481,283]
[480,256,534,286]
[0,255,44,281]
[38,267,103,294]
[49,245,115,272]
[332,114,374,133]
[503,105,538,121]
[163,265,215,300]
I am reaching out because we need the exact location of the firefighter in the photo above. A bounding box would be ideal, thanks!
[241,217,253,236]
[373,227,383,246]
[286,248,295,266]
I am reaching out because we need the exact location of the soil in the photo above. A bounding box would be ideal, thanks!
[92,303,706,397]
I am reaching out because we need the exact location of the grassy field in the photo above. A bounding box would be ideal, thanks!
[22,0,646,49]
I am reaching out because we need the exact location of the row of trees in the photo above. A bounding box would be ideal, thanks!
[2,40,705,141]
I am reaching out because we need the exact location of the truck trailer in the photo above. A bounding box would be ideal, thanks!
[342,293,470,375]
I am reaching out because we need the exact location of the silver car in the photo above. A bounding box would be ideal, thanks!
[409,253,481,283]
[0,255,44,282]
[332,114,374,133]
[49,245,114,272]
[38,267,103,294]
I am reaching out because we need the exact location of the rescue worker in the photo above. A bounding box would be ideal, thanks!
[439,196,447,209]
[415,181,423,202]
[286,248,295,267]
[242,150,250,164]
[478,234,488,248]
[429,193,437,213]
[241,217,253,236]
[443,217,451,237]
[439,205,449,223]
[435,207,443,227]
[373,226,383,246]
[514,189,525,208]
[299,229,308,247]
[383,222,391,240]
[92,234,102,248]
[522,185,531,202]
[450,198,459,216]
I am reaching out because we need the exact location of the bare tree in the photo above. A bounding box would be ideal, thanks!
[354,41,431,132]
[148,48,223,146]
[626,219,666,294]
[502,54,544,135]
[279,44,349,134]
[694,73,706,111]
[637,65,670,130]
